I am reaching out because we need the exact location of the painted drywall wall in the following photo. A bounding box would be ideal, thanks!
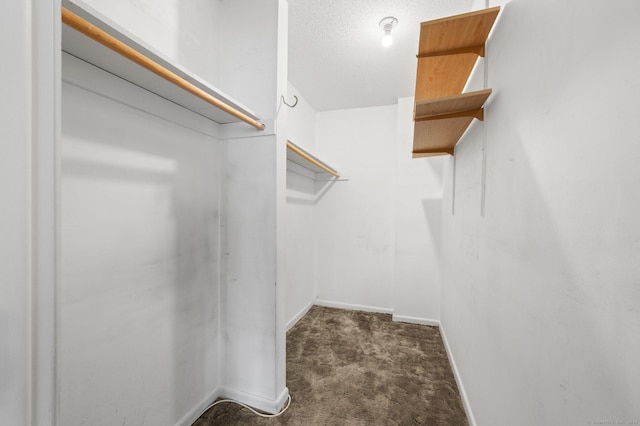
[62,0,288,417]
[217,0,281,121]
[218,0,288,413]
[60,1,232,423]
[275,0,289,402]
[315,105,397,311]
[285,84,319,328]
[313,102,445,323]
[1,3,37,423]
[1,1,59,424]
[285,169,317,326]
[61,54,222,426]
[440,0,640,425]
[393,97,446,324]
[285,85,449,329]
[221,136,279,405]
[79,0,220,86]
[274,0,289,399]
[287,82,317,151]
[471,0,510,11]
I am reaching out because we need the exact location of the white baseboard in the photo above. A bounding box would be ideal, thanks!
[175,386,221,426]
[218,386,290,415]
[286,300,315,331]
[439,323,476,426]
[392,314,440,327]
[314,299,394,315]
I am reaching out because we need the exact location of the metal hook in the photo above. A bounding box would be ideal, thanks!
[281,95,299,108]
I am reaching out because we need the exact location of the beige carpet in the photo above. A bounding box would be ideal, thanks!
[194,306,468,425]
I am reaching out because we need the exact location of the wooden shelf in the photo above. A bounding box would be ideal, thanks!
[287,141,340,179]
[415,89,491,122]
[415,55,480,101]
[417,7,500,58]
[412,7,500,157]
[413,90,491,158]
[61,0,263,128]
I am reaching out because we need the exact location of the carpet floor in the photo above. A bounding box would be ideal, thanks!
[193,306,468,425]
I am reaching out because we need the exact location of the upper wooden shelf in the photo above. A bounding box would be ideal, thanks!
[417,7,501,58]
[61,0,263,128]
[287,141,340,179]
[412,6,500,157]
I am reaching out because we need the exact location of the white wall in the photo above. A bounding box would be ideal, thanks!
[285,83,319,328]
[286,88,446,328]
[218,0,288,413]
[1,1,59,424]
[315,105,397,312]
[1,3,38,423]
[286,82,317,151]
[221,136,280,405]
[440,0,640,424]
[60,2,228,424]
[80,0,220,86]
[312,102,445,323]
[61,54,222,426]
[393,98,446,324]
[59,0,288,422]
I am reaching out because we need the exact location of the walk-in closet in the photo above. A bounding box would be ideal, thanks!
[2,0,639,425]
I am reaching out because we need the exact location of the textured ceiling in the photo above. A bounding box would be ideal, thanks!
[288,0,474,111]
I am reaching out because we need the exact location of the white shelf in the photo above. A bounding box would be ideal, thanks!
[61,0,261,126]
[286,141,340,179]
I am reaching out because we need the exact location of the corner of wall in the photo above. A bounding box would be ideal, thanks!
[439,322,477,426]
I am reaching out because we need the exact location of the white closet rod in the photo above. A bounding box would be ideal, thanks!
[61,7,266,131]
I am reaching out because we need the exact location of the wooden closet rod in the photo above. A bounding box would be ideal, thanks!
[287,142,340,178]
[61,7,265,131]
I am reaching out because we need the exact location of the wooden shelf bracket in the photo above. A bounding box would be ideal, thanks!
[416,44,485,58]
[415,108,484,122]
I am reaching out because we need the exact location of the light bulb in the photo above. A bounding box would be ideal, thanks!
[379,17,397,47]
[382,30,393,47]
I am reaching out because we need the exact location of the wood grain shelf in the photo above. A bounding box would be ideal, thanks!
[61,0,263,128]
[415,89,491,122]
[413,117,481,158]
[417,7,500,57]
[287,141,340,179]
[412,6,500,157]
[415,54,480,101]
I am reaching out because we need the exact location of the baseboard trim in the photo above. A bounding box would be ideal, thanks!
[175,386,221,426]
[218,386,290,415]
[392,314,440,327]
[314,299,393,315]
[286,300,315,331]
[439,323,477,426]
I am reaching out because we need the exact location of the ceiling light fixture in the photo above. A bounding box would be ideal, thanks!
[379,16,398,47]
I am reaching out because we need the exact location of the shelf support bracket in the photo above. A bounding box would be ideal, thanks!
[415,107,484,122]
[417,44,485,58]
[412,148,455,156]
